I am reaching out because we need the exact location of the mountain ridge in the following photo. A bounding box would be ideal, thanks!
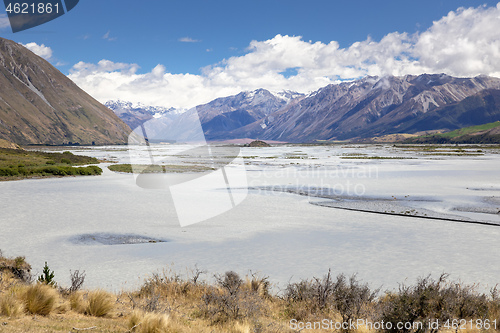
[108,74,500,144]
[0,37,131,145]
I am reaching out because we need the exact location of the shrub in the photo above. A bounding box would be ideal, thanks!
[0,293,24,317]
[330,273,378,332]
[377,274,489,333]
[0,167,19,176]
[24,283,58,316]
[200,271,262,324]
[67,270,86,293]
[283,270,377,326]
[86,290,115,317]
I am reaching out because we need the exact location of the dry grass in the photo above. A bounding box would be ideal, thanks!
[0,292,24,317]
[1,253,500,333]
[85,290,115,317]
[128,310,170,333]
[24,283,58,316]
[69,291,86,313]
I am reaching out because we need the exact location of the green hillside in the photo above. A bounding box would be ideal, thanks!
[404,121,500,144]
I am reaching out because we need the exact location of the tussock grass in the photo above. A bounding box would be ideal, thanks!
[128,310,170,333]
[0,292,24,317]
[24,283,58,316]
[69,291,86,313]
[85,290,115,317]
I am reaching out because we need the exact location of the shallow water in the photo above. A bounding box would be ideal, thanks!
[1,144,499,292]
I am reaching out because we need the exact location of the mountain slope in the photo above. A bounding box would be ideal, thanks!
[223,74,500,142]
[104,100,179,130]
[196,89,304,140]
[395,88,500,134]
[0,37,131,145]
[405,120,500,144]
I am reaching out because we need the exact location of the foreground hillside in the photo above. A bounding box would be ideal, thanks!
[0,38,131,146]
[1,253,499,332]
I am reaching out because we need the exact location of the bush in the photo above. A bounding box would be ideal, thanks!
[67,270,86,294]
[200,271,262,324]
[377,274,489,333]
[283,270,377,327]
[24,284,58,316]
[0,167,19,176]
[331,273,378,332]
[85,290,115,317]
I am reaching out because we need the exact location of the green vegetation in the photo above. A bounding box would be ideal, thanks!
[405,121,500,144]
[108,163,215,174]
[244,140,271,147]
[38,262,56,286]
[0,148,102,180]
[437,121,500,138]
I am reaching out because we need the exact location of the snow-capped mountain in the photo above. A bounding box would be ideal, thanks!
[221,74,500,142]
[107,74,500,143]
[194,88,304,139]
[105,100,181,130]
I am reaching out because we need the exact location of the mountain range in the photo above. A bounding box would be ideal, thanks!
[2,36,500,146]
[0,37,130,145]
[110,74,500,143]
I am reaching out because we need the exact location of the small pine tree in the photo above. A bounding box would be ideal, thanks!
[38,262,55,286]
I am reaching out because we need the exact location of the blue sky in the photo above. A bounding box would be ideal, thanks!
[1,0,500,108]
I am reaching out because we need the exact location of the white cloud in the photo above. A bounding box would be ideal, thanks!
[102,30,117,41]
[0,14,10,29]
[68,3,500,109]
[179,37,201,43]
[22,42,53,60]
[414,4,500,77]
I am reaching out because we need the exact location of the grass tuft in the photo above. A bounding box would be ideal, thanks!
[128,310,170,333]
[69,291,86,313]
[0,292,24,317]
[24,283,58,316]
[85,290,115,317]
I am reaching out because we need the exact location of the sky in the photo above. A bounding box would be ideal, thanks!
[1,0,500,108]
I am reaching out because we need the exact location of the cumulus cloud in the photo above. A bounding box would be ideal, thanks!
[22,42,53,60]
[68,3,500,108]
